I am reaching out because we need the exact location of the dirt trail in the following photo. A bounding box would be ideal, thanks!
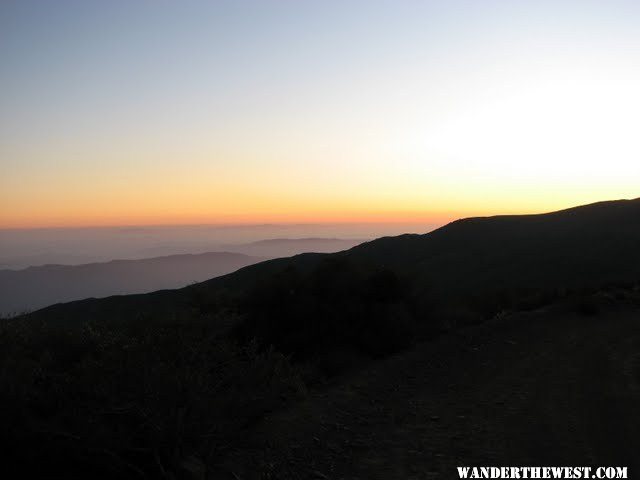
[224,308,640,479]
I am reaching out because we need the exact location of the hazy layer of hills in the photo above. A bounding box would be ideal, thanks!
[24,198,640,325]
[0,224,383,269]
[0,252,262,316]
[0,237,366,316]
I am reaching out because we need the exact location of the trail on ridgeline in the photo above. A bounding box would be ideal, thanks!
[223,308,640,479]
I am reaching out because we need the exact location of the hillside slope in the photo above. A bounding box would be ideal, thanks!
[22,197,640,323]
[8,198,640,478]
[345,197,640,300]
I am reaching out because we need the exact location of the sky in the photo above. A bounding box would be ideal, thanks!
[2,0,640,228]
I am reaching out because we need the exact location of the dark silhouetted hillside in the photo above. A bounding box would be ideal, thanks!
[21,197,640,325]
[344,197,640,308]
[6,197,640,479]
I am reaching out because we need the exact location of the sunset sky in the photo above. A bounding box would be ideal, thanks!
[2,0,640,228]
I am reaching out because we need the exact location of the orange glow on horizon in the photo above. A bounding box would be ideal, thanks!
[3,2,640,232]
[3,192,632,230]
[0,208,463,230]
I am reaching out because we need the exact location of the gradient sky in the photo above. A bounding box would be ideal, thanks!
[2,0,640,228]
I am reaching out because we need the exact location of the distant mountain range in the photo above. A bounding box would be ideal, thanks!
[0,230,373,270]
[22,197,640,324]
[0,252,262,316]
[0,237,366,316]
[222,237,367,257]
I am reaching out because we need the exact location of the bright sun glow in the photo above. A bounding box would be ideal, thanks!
[2,1,640,227]
[422,69,640,183]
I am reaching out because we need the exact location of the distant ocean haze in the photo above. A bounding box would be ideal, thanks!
[0,222,440,269]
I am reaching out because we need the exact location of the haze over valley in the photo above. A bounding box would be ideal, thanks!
[0,223,433,269]
[0,232,383,315]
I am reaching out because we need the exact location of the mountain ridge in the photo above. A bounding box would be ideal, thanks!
[0,251,263,316]
[20,197,640,324]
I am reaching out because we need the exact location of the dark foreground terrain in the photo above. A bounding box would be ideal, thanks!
[4,296,637,479]
[3,198,640,478]
[221,304,640,479]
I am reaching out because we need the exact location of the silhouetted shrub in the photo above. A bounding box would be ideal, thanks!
[512,288,560,311]
[303,348,366,382]
[432,306,484,331]
[570,293,600,316]
[235,260,420,362]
